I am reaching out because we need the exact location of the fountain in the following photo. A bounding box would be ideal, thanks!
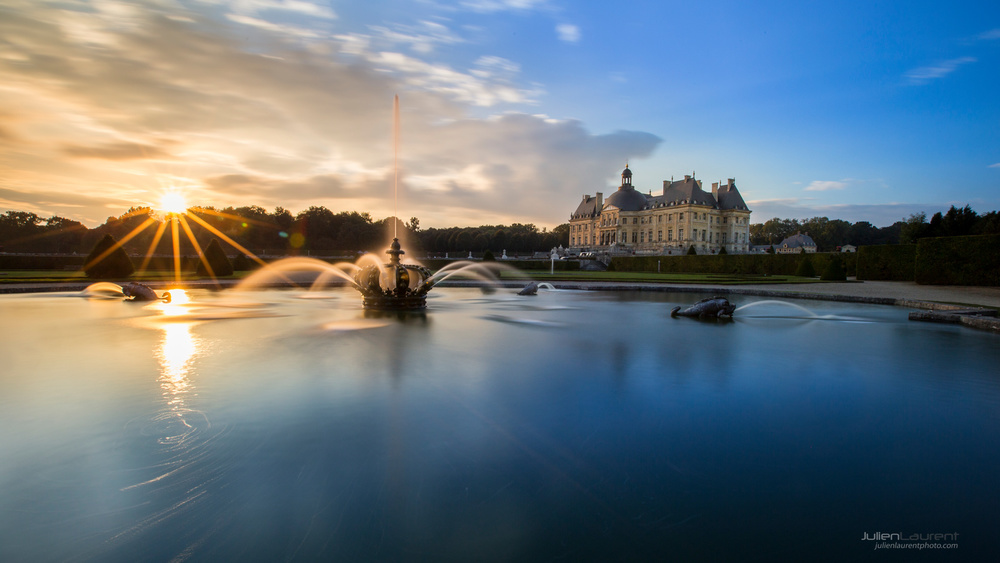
[352,237,434,309]
[349,95,438,310]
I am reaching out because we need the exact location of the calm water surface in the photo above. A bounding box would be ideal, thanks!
[1,287,997,561]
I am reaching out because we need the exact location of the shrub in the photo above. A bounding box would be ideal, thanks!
[820,255,847,281]
[718,246,727,255]
[84,234,134,279]
[687,245,697,255]
[795,255,816,277]
[196,238,234,277]
[482,249,496,261]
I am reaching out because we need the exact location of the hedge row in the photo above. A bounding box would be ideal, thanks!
[0,255,87,270]
[855,245,916,281]
[915,234,1000,286]
[609,252,857,277]
[419,259,580,272]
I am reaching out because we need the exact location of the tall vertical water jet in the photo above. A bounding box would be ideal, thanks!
[353,95,435,310]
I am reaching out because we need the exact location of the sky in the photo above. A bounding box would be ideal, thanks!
[1,0,998,229]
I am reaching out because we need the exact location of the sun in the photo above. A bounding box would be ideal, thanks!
[160,191,188,215]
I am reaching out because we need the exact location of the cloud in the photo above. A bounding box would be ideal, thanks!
[803,180,848,192]
[228,0,336,20]
[458,0,550,13]
[63,141,175,161]
[990,163,1000,168]
[904,57,977,85]
[748,199,944,227]
[977,28,1000,40]
[556,24,580,43]
[0,1,659,228]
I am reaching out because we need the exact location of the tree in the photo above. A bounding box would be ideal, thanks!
[84,234,134,279]
[718,246,727,255]
[900,212,928,244]
[196,238,234,277]
[687,245,697,255]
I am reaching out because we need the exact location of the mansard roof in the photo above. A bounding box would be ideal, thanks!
[779,232,817,248]
[572,195,601,219]
[652,177,716,208]
[717,182,749,211]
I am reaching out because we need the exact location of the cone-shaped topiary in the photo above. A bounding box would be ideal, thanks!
[821,255,847,281]
[795,255,816,277]
[718,246,728,255]
[687,245,697,255]
[196,238,234,277]
[84,234,135,279]
[482,249,496,261]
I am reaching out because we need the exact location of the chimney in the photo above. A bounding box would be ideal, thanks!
[684,175,691,181]
[583,194,590,201]
[712,182,719,198]
[596,192,603,208]
[728,178,735,188]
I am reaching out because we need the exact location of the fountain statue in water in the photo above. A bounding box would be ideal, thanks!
[353,238,434,309]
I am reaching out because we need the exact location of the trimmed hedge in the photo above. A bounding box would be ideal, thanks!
[856,245,915,281]
[609,252,856,278]
[915,234,1000,286]
[420,259,580,271]
[0,255,86,270]
[84,234,134,279]
[196,239,234,277]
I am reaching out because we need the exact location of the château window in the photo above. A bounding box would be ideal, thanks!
[668,230,673,241]
[657,231,662,241]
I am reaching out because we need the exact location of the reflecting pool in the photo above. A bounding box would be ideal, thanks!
[1,288,997,561]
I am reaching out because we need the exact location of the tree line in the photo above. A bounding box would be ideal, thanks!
[0,205,570,257]
[749,205,1000,251]
[4,203,997,257]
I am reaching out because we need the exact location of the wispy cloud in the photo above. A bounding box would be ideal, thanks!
[977,28,1000,41]
[556,24,580,43]
[990,163,1000,168]
[904,57,976,85]
[63,141,175,161]
[458,0,550,13]
[804,180,848,192]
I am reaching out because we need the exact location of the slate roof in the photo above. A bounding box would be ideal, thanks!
[572,195,601,218]
[648,177,716,209]
[604,185,648,211]
[716,182,748,211]
[778,233,817,248]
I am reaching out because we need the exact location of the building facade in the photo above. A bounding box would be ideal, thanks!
[569,166,752,254]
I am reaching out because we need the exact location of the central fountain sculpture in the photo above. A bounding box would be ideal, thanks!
[353,237,434,309]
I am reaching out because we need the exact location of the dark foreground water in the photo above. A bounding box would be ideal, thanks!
[1,287,997,561]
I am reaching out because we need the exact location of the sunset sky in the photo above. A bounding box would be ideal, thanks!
[2,0,998,229]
